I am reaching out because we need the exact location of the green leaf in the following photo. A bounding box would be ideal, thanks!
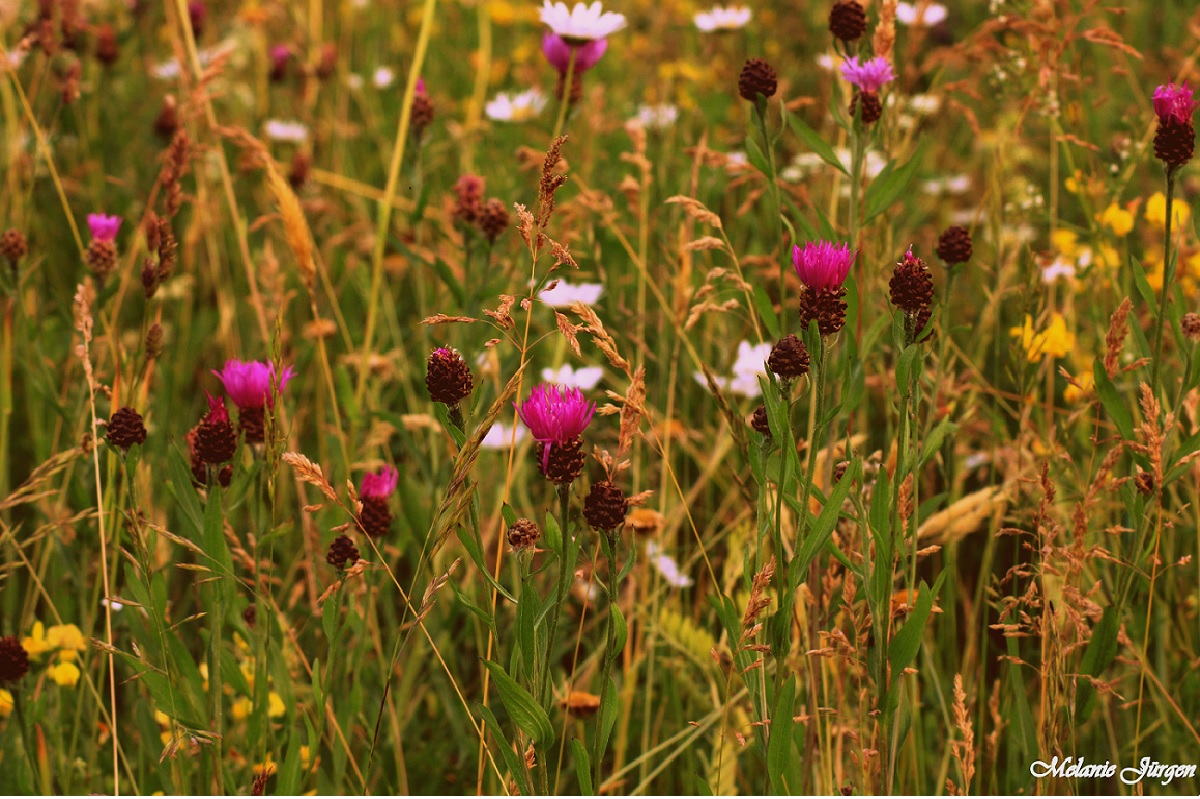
[1076,606,1119,721]
[456,525,516,603]
[919,421,958,467]
[793,459,858,580]
[744,134,772,179]
[517,578,539,680]
[483,661,554,746]
[501,502,519,529]
[571,739,594,796]
[753,284,781,340]
[611,604,628,657]
[1093,358,1133,440]
[787,113,848,175]
[886,571,945,711]
[864,140,923,223]
[767,676,797,794]
[597,676,619,766]
[479,704,533,795]
[166,445,204,538]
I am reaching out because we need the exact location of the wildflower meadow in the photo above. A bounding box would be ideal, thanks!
[3,0,1200,795]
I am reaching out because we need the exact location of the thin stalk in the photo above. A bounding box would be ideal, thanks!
[753,100,786,330]
[540,483,574,708]
[1150,168,1177,398]
[550,48,578,144]
[591,530,623,791]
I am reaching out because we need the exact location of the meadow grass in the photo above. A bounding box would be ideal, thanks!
[2,0,1200,795]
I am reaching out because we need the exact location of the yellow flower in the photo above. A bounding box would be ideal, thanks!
[253,754,277,777]
[1010,313,1075,362]
[49,661,81,688]
[22,622,53,659]
[300,745,313,770]
[154,710,171,727]
[46,624,87,654]
[1099,202,1134,237]
[0,688,13,718]
[232,697,252,721]
[1145,192,1191,230]
[1050,229,1079,259]
[1064,370,1094,404]
[268,692,285,719]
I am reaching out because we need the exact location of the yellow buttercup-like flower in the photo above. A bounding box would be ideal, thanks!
[0,688,13,718]
[1051,229,1079,259]
[49,661,81,688]
[1010,313,1076,362]
[1145,192,1191,230]
[232,697,252,721]
[22,622,54,659]
[268,692,286,719]
[1099,202,1134,237]
[47,624,87,654]
[1064,369,1095,404]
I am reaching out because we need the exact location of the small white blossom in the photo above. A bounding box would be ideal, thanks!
[635,103,678,130]
[646,542,694,588]
[1041,258,1076,284]
[542,364,604,390]
[486,89,548,122]
[539,279,605,308]
[693,5,751,32]
[373,66,395,89]
[481,422,528,449]
[263,120,310,143]
[896,1,948,26]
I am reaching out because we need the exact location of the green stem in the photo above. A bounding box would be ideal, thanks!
[591,530,622,792]
[754,101,785,331]
[540,483,573,708]
[1150,168,1178,398]
[550,47,578,144]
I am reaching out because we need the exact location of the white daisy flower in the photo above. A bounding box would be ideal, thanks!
[539,279,605,308]
[635,103,678,130]
[373,66,395,89]
[542,364,604,390]
[346,73,365,91]
[539,1,627,42]
[907,93,942,115]
[263,120,309,143]
[693,5,751,32]
[481,422,528,449]
[696,340,772,399]
[486,89,548,122]
[816,53,837,72]
[895,1,948,26]
[1041,258,1075,284]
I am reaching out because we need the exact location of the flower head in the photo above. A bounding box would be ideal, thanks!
[87,214,121,242]
[542,32,608,74]
[694,5,750,32]
[212,360,296,411]
[1009,313,1075,362]
[538,278,604,307]
[516,383,595,445]
[792,240,856,290]
[539,1,626,42]
[839,56,895,93]
[360,466,399,499]
[1153,81,1197,125]
[895,1,947,27]
[205,391,230,425]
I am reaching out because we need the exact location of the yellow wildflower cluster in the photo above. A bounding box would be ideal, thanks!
[23,621,87,688]
[1145,192,1190,230]
[1010,313,1076,362]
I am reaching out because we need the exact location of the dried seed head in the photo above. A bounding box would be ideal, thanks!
[107,407,148,451]
[829,0,867,43]
[1154,118,1194,169]
[849,90,883,124]
[425,347,474,406]
[360,495,393,537]
[768,334,811,381]
[1182,312,1200,342]
[583,480,628,532]
[195,395,238,465]
[537,437,587,484]
[738,58,777,101]
[751,404,772,437]
[936,225,973,265]
[326,534,361,570]
[2,229,28,269]
[0,636,29,682]
[507,518,541,551]
[86,239,118,284]
[479,198,510,243]
[798,285,848,337]
[145,323,164,359]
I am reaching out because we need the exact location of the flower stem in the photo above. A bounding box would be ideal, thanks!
[1150,167,1178,399]
[753,101,786,332]
[591,529,623,792]
[550,47,578,144]
[540,482,574,708]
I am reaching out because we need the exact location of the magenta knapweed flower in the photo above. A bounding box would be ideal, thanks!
[516,383,595,469]
[792,240,856,290]
[205,391,230,424]
[87,214,121,242]
[212,360,296,410]
[361,465,399,499]
[839,56,895,92]
[1153,82,1197,125]
[542,32,608,74]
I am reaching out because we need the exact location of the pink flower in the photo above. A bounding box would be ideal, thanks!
[516,383,595,469]
[361,465,399,499]
[839,56,895,92]
[87,214,122,242]
[1153,81,1197,125]
[416,77,427,95]
[212,359,296,410]
[542,32,608,75]
[269,45,290,71]
[205,391,230,424]
[792,240,856,290]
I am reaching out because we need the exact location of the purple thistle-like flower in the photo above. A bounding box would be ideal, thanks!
[1153,81,1198,125]
[542,32,608,75]
[212,359,296,411]
[792,240,856,290]
[839,56,895,92]
[516,383,596,470]
[87,214,122,242]
[205,391,230,424]
[361,465,399,499]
